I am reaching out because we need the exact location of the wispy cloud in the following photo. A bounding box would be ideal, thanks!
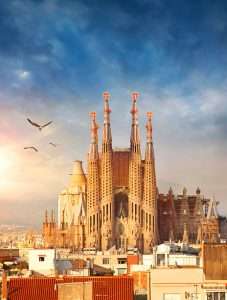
[0,0,227,224]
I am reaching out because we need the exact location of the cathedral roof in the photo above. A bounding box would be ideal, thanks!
[69,160,86,188]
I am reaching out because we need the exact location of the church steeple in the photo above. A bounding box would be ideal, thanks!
[87,111,100,248]
[101,92,113,250]
[145,112,153,160]
[102,92,112,146]
[88,112,99,160]
[130,92,141,152]
[128,92,142,249]
[143,112,158,251]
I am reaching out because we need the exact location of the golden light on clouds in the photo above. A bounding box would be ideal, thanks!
[0,148,14,179]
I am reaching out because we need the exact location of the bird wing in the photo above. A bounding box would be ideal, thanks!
[49,142,57,147]
[27,118,41,128]
[24,146,38,152]
[41,121,53,128]
[31,147,39,152]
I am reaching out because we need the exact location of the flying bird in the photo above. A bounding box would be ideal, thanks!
[49,142,57,147]
[27,118,53,131]
[24,146,39,152]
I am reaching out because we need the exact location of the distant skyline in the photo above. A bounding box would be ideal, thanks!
[1,0,227,226]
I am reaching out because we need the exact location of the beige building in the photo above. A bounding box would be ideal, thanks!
[43,92,157,253]
[144,244,227,300]
[42,92,220,253]
[149,268,204,300]
[85,92,157,253]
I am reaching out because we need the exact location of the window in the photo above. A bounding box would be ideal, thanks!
[102,258,110,265]
[206,292,225,300]
[117,258,127,264]
[39,256,45,262]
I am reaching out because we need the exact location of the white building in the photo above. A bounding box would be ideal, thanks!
[29,249,56,276]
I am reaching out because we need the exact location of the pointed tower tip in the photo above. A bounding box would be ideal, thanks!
[89,111,99,158]
[103,92,111,116]
[131,92,139,102]
[103,91,110,101]
[147,112,153,119]
[196,187,201,194]
[89,111,96,120]
[130,93,139,116]
[146,112,153,143]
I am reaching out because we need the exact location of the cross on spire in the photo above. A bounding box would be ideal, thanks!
[147,112,153,120]
[132,92,139,102]
[131,92,139,116]
[90,111,96,120]
[103,92,111,116]
[103,91,110,101]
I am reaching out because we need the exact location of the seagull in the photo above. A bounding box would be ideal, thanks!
[49,142,57,147]
[27,118,53,131]
[24,146,38,152]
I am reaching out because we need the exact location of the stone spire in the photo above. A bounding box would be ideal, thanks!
[100,92,113,250]
[87,111,100,248]
[128,92,142,248]
[130,92,141,151]
[102,92,112,146]
[88,112,99,160]
[142,112,158,251]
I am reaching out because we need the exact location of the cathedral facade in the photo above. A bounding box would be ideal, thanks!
[158,187,220,244]
[42,92,220,253]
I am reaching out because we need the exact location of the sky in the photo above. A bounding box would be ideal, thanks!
[0,0,227,226]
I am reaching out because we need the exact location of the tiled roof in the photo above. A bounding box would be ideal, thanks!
[8,276,134,300]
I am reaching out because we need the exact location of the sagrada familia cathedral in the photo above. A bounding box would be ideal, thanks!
[42,92,220,253]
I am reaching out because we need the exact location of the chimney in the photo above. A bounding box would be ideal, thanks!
[2,271,7,300]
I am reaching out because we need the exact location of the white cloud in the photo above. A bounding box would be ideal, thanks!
[16,69,31,80]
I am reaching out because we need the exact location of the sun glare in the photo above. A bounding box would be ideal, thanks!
[0,148,13,177]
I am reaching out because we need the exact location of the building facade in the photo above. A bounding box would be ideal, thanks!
[158,187,220,244]
[42,92,220,253]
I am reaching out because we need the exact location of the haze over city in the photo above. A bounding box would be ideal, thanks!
[1,0,227,226]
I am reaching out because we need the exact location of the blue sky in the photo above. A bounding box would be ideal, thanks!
[0,0,227,225]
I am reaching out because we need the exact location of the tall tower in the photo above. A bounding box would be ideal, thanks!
[100,92,114,250]
[128,92,142,248]
[143,112,157,252]
[86,112,100,248]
